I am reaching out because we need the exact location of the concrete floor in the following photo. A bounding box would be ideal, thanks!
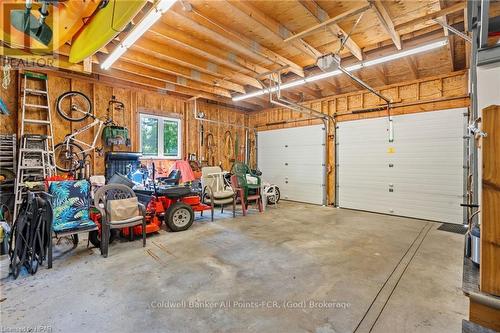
[1,202,467,333]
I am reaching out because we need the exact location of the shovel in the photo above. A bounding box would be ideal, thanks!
[10,0,53,47]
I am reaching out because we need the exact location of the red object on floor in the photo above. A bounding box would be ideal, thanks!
[122,193,213,237]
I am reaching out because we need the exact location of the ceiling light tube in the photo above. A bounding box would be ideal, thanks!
[101,0,176,70]
[232,39,448,102]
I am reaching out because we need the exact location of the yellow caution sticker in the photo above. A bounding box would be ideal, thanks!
[387,147,395,154]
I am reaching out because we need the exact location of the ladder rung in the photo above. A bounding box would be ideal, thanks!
[23,72,48,80]
[24,88,48,96]
[24,119,50,125]
[20,148,53,153]
[25,104,49,109]
[19,166,45,170]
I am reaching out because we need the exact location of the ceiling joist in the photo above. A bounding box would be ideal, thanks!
[225,0,323,60]
[284,3,373,42]
[133,37,262,88]
[297,0,364,61]
[169,7,305,77]
[149,22,270,79]
[371,0,402,50]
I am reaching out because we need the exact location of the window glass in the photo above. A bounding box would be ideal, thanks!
[139,114,181,158]
[163,120,179,157]
[141,117,158,156]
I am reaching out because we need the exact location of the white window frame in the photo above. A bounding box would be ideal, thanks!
[139,113,182,159]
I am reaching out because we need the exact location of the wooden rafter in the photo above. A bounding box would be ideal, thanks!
[111,60,232,97]
[225,0,322,60]
[299,85,322,99]
[169,7,305,77]
[58,44,248,93]
[298,0,363,61]
[149,21,269,77]
[284,3,372,42]
[438,0,456,71]
[405,56,419,79]
[372,65,388,85]
[395,2,465,32]
[93,65,261,109]
[120,49,247,93]
[132,37,261,88]
[371,0,402,50]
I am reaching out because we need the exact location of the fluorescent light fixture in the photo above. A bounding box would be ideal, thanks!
[232,39,448,102]
[101,0,176,70]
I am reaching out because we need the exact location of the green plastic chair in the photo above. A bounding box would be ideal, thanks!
[231,162,261,201]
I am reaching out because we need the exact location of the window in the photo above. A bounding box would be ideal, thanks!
[140,114,181,159]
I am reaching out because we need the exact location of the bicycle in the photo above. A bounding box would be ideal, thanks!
[53,91,114,172]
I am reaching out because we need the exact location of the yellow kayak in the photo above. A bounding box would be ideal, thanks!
[0,1,100,53]
[69,0,147,63]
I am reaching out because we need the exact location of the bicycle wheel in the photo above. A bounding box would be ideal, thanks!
[56,91,92,122]
[54,142,86,172]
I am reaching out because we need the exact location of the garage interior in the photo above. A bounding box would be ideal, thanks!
[0,0,499,332]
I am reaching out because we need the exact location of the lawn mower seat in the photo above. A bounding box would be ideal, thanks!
[155,186,193,199]
[157,169,181,186]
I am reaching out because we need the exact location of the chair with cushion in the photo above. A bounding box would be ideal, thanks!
[201,166,235,220]
[49,180,98,251]
[94,184,146,258]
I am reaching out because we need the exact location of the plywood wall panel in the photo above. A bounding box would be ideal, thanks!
[0,71,18,135]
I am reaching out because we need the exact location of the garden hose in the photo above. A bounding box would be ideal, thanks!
[223,130,234,161]
[205,133,216,166]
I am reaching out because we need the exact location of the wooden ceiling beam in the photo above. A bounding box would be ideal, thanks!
[168,8,305,77]
[111,60,232,97]
[371,0,402,50]
[395,2,465,32]
[372,65,389,86]
[225,0,322,60]
[284,3,372,42]
[57,44,248,93]
[297,85,322,99]
[405,56,419,80]
[148,22,269,77]
[121,49,246,93]
[133,37,262,88]
[94,66,261,110]
[438,0,456,72]
[298,0,363,61]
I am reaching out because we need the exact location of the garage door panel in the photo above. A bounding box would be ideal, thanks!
[258,125,325,205]
[337,108,465,224]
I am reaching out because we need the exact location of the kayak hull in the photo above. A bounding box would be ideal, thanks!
[69,0,147,64]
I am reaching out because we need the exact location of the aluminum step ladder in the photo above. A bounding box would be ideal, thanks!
[13,72,56,221]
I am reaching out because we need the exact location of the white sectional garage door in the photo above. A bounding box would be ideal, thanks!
[258,125,325,205]
[337,108,465,224]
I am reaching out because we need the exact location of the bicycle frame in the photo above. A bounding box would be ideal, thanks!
[63,117,106,155]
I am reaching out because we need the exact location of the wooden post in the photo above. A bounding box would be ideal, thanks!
[481,105,500,296]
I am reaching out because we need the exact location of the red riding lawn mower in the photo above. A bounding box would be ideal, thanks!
[88,168,212,247]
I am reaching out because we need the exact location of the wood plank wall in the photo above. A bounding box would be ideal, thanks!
[480,105,500,297]
[0,70,247,176]
[248,70,470,204]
